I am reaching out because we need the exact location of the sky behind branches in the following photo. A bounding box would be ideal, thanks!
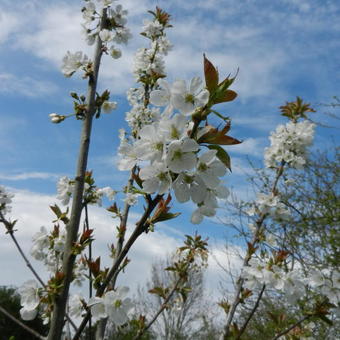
[0,0,339,295]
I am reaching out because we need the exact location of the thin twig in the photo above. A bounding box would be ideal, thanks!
[84,204,93,340]
[0,303,45,340]
[134,276,183,340]
[236,284,266,339]
[272,314,311,340]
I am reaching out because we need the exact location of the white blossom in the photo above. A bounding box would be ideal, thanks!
[99,28,114,42]
[196,150,226,189]
[171,77,209,115]
[264,120,315,169]
[109,4,128,26]
[30,226,49,261]
[110,47,122,59]
[61,51,89,77]
[18,280,40,320]
[166,138,199,173]
[102,101,117,113]
[142,19,163,38]
[57,176,74,205]
[98,0,114,9]
[89,287,133,325]
[150,79,172,107]
[69,294,84,318]
[0,185,14,215]
[82,2,96,23]
[140,162,171,194]
[123,192,140,206]
[152,36,172,55]
[113,27,132,44]
[135,123,166,162]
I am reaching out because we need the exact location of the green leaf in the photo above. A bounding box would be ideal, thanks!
[153,212,181,223]
[319,314,333,326]
[207,145,231,171]
[50,204,62,218]
[214,90,237,104]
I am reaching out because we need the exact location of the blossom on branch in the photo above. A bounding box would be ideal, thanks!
[18,280,40,321]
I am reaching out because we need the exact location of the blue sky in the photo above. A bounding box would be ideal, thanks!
[0,0,339,291]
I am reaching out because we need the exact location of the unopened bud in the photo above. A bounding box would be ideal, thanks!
[49,113,66,124]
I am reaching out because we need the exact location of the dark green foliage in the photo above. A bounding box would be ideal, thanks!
[0,286,48,340]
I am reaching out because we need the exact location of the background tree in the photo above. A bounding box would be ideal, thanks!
[220,145,340,339]
[135,252,220,340]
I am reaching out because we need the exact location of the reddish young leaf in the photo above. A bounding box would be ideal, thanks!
[203,54,219,92]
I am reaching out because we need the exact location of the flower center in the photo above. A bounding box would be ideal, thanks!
[170,125,180,139]
[185,93,195,104]
[198,162,208,172]
[173,150,183,160]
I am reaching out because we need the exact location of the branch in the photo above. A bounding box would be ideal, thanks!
[0,303,45,340]
[236,284,266,339]
[272,314,311,340]
[47,10,107,340]
[72,194,163,340]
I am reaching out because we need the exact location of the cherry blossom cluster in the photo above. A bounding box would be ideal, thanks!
[242,257,305,303]
[264,119,315,169]
[119,78,229,223]
[56,175,115,206]
[29,224,86,283]
[243,257,340,306]
[61,0,131,78]
[69,286,133,325]
[246,192,291,222]
[125,9,172,133]
[118,10,233,224]
[0,185,13,215]
[82,0,131,57]
[308,268,340,305]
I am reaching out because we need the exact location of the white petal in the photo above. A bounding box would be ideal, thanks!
[150,89,169,106]
[196,89,210,106]
[182,138,199,152]
[189,77,202,94]
[20,307,38,321]
[190,182,207,204]
[199,150,217,164]
[172,79,186,93]
[191,209,203,224]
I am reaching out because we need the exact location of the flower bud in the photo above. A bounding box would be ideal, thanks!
[49,113,66,124]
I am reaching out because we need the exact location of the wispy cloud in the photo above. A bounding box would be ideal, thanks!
[0,73,58,97]
[1,0,338,101]
[0,172,60,181]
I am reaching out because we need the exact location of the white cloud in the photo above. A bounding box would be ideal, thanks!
[0,11,19,44]
[2,0,338,101]
[0,73,58,97]
[230,137,266,157]
[0,172,60,181]
[0,189,242,300]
